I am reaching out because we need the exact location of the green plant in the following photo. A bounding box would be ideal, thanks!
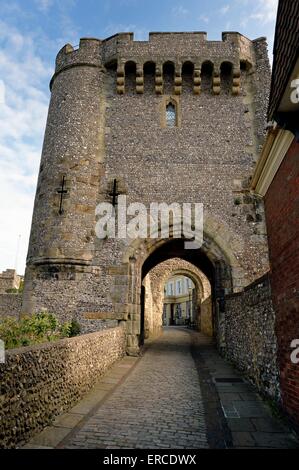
[18,279,24,293]
[68,319,81,337]
[0,312,80,350]
[5,280,24,294]
[234,197,241,205]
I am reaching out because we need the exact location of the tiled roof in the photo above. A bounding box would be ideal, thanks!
[268,0,299,120]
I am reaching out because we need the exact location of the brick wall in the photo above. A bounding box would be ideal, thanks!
[0,325,126,448]
[0,294,22,318]
[225,274,280,400]
[264,139,299,432]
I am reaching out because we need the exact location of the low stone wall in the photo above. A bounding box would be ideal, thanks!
[80,318,118,334]
[0,325,126,448]
[0,293,22,318]
[225,274,280,401]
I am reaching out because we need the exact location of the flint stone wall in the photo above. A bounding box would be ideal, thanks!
[23,33,271,328]
[225,274,280,400]
[80,318,118,334]
[0,325,126,448]
[0,294,22,318]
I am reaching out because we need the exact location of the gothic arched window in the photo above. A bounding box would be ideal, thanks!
[166,102,176,127]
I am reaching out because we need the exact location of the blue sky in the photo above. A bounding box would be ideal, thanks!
[0,0,278,274]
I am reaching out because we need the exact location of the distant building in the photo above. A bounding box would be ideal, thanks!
[163,275,195,326]
[0,269,23,293]
[251,0,299,432]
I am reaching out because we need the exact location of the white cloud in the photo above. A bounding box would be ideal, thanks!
[199,14,209,24]
[220,5,230,15]
[240,18,248,28]
[0,20,51,274]
[34,0,54,13]
[249,0,278,24]
[172,5,189,17]
[103,23,147,40]
[0,81,5,104]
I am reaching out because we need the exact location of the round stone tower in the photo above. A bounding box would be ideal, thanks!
[22,38,106,314]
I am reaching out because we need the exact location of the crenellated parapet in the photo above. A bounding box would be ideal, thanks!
[50,38,103,90]
[51,32,263,95]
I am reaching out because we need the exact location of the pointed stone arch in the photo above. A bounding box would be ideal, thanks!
[116,214,247,354]
[142,258,212,339]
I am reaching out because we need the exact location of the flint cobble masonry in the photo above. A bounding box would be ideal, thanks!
[0,326,126,448]
[225,274,280,400]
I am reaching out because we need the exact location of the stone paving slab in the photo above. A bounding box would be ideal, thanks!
[28,426,71,448]
[231,401,271,418]
[226,418,256,432]
[191,331,298,449]
[251,432,299,448]
[251,418,290,433]
[53,413,84,429]
[22,444,53,449]
[232,431,256,447]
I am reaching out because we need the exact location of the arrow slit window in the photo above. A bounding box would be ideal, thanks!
[166,102,176,127]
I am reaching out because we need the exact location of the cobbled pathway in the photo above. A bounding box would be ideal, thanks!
[64,328,208,449]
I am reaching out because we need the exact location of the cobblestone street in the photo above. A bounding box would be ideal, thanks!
[63,328,208,449]
[25,327,298,449]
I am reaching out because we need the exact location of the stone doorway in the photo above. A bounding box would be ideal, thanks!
[140,241,214,346]
[120,229,243,356]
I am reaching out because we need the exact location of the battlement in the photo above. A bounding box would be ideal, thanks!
[51,32,268,95]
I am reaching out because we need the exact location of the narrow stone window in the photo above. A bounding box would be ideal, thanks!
[166,102,176,127]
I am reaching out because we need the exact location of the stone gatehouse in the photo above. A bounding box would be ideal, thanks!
[22,32,271,355]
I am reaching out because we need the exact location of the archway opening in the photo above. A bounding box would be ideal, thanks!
[125,61,136,94]
[137,238,230,348]
[201,61,213,92]
[163,61,175,95]
[144,61,156,94]
[182,61,194,93]
[220,61,233,95]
